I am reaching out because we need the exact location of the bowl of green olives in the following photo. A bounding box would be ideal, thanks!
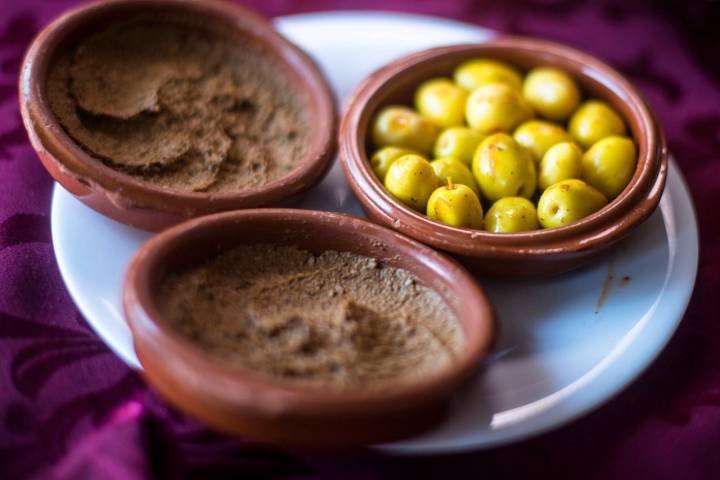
[339,37,667,276]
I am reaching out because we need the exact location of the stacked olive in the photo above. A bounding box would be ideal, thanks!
[370,58,636,232]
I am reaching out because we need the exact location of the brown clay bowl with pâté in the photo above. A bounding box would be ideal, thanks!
[339,38,667,277]
[122,208,496,448]
[20,0,337,231]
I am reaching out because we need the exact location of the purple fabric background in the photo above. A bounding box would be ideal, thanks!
[1,0,719,478]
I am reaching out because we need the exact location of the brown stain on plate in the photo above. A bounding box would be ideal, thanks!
[595,258,615,314]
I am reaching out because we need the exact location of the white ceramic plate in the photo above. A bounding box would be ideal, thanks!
[50,12,699,454]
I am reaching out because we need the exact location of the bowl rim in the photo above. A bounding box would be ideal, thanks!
[19,0,337,215]
[122,208,497,416]
[339,37,668,258]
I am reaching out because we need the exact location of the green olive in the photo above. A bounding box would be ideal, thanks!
[537,179,608,228]
[414,78,468,128]
[522,67,581,121]
[465,83,533,134]
[568,100,626,148]
[582,136,636,199]
[370,146,419,181]
[371,105,439,154]
[538,142,583,191]
[472,133,537,202]
[453,58,523,91]
[427,180,484,229]
[430,157,480,195]
[513,119,574,163]
[433,127,485,166]
[384,154,439,211]
[484,197,539,233]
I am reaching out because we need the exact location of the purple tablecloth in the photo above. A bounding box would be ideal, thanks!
[1,0,718,478]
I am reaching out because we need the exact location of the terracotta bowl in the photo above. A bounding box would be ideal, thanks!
[339,38,667,277]
[123,208,496,448]
[20,0,336,231]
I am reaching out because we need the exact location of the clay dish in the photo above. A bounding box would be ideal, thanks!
[123,208,496,448]
[20,0,336,231]
[340,38,667,277]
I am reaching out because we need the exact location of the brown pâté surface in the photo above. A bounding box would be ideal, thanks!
[47,16,310,192]
[156,245,464,387]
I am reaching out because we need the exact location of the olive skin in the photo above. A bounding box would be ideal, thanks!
[430,157,480,195]
[538,142,583,191]
[384,154,439,211]
[522,67,581,121]
[372,105,439,154]
[415,78,468,128]
[434,127,485,166]
[427,182,484,229]
[465,83,533,134]
[484,197,539,233]
[453,58,523,91]
[569,100,626,148]
[537,179,608,228]
[513,120,574,163]
[472,133,537,202]
[582,136,637,199]
[370,146,418,181]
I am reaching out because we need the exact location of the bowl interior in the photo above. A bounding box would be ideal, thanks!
[41,1,315,102]
[130,210,495,395]
[361,48,645,151]
[351,42,658,241]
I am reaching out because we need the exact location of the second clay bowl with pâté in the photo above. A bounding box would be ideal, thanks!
[19,0,336,231]
[123,209,496,448]
[339,38,668,277]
